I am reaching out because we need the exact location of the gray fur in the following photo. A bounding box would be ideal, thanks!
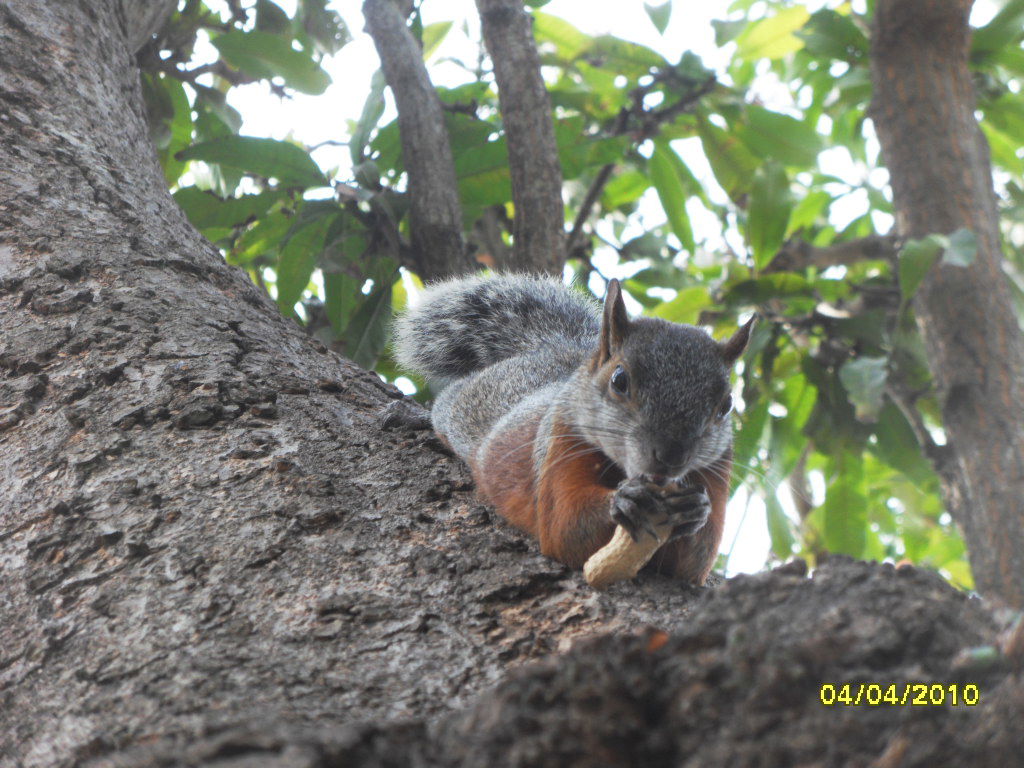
[394,274,600,389]
[393,274,735,480]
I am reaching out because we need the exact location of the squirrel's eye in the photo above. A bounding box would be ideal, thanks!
[717,394,733,419]
[610,365,630,396]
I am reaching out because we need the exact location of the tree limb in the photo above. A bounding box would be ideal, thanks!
[363,0,473,282]
[767,234,899,273]
[476,0,565,276]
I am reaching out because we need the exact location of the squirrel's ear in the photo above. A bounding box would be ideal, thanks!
[598,279,630,365]
[720,315,756,364]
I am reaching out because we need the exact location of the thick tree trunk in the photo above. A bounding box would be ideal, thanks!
[0,2,706,764]
[870,0,1024,607]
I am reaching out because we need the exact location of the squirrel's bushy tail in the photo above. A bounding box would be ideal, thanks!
[394,274,600,388]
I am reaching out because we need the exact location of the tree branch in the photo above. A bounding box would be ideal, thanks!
[363,0,473,282]
[767,234,898,273]
[476,0,565,276]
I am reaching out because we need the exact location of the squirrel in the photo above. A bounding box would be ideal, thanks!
[394,274,752,585]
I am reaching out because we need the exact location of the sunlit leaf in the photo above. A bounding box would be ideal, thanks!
[740,106,824,168]
[213,30,331,94]
[650,140,695,252]
[786,190,832,236]
[601,170,650,210]
[734,6,810,60]
[421,21,453,60]
[174,188,283,232]
[179,136,326,188]
[696,113,759,202]
[532,11,592,59]
[747,160,792,269]
[651,286,710,324]
[797,9,868,63]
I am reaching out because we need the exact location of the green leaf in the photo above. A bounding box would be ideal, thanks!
[871,402,936,486]
[713,19,747,46]
[555,118,629,179]
[972,0,1024,58]
[897,234,944,300]
[651,286,711,324]
[944,228,977,267]
[585,36,668,78]
[213,30,331,95]
[255,0,291,35]
[734,6,811,60]
[421,21,453,60]
[323,271,362,335]
[766,493,797,559]
[746,160,792,269]
[532,12,592,60]
[179,136,326,188]
[351,70,387,165]
[819,451,867,557]
[454,138,512,217]
[173,188,283,232]
[193,85,243,133]
[727,273,812,304]
[732,399,770,493]
[797,9,868,63]
[696,113,759,202]
[297,0,351,55]
[601,170,650,210]
[981,122,1024,175]
[345,282,395,369]
[230,211,292,264]
[786,190,832,236]
[151,76,193,186]
[839,356,888,422]
[644,1,671,35]
[649,140,695,252]
[276,214,334,315]
[740,106,824,167]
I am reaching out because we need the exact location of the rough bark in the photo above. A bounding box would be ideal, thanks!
[870,0,1024,607]
[76,560,1024,768]
[362,0,473,282]
[475,0,565,276]
[0,3,707,763]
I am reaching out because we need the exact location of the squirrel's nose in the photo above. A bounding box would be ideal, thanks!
[652,443,691,474]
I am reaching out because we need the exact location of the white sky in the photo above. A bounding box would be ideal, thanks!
[194,0,1002,575]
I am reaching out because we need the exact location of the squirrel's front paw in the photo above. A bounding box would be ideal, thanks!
[611,475,711,542]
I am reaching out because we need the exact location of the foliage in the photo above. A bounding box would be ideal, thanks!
[141,0,1024,586]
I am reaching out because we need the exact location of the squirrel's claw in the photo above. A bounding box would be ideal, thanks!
[612,475,711,544]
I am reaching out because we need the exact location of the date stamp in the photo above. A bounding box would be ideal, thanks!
[819,683,980,706]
